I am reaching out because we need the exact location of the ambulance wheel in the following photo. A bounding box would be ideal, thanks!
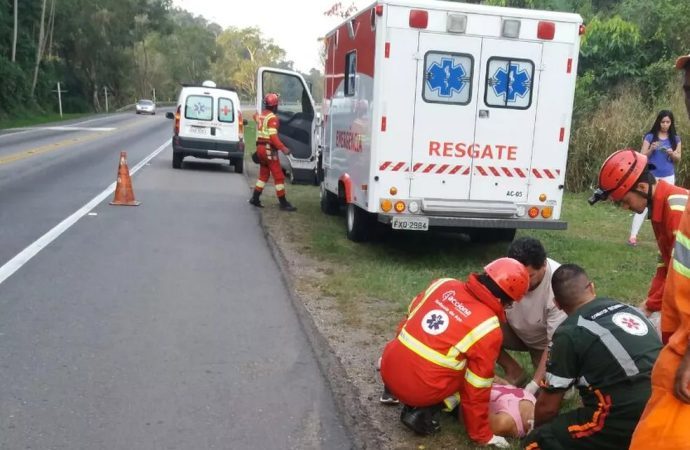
[320,183,340,215]
[232,158,243,174]
[172,153,183,169]
[346,204,371,242]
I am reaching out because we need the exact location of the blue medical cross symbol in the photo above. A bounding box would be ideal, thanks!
[491,63,531,103]
[426,314,445,330]
[426,57,467,97]
[193,102,207,114]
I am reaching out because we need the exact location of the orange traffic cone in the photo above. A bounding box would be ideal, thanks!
[110,151,140,206]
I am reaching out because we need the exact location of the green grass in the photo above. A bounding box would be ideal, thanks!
[0,112,91,130]
[247,127,652,449]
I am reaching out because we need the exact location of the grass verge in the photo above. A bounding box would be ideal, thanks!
[0,113,91,130]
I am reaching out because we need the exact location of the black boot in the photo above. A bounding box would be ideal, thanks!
[400,404,442,435]
[248,190,263,208]
[278,196,297,212]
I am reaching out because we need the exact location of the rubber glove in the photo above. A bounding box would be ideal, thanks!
[525,380,540,395]
[486,435,510,448]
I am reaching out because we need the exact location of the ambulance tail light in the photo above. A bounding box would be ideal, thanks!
[541,206,554,219]
[537,21,555,40]
[389,187,398,196]
[408,200,420,214]
[409,10,428,29]
[238,111,244,138]
[394,201,406,213]
[381,199,393,212]
[539,193,547,202]
[375,4,384,16]
[174,105,181,136]
[579,24,586,35]
[528,207,540,218]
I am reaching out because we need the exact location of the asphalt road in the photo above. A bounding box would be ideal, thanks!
[0,113,351,449]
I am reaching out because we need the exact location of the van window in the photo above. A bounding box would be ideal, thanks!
[484,58,534,109]
[218,98,235,123]
[423,52,473,105]
[345,51,357,96]
[185,95,213,121]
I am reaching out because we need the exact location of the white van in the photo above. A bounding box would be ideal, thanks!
[166,81,247,173]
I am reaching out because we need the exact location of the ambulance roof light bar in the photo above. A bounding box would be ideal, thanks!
[409,9,428,29]
[447,14,467,34]
[502,19,520,38]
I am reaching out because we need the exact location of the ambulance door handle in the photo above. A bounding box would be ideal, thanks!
[478,110,489,118]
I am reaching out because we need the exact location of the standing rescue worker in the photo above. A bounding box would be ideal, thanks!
[248,93,296,212]
[628,53,690,450]
[589,149,688,326]
[523,264,661,450]
[380,257,530,448]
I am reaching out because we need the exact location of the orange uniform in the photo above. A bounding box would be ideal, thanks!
[380,275,505,445]
[645,180,688,312]
[254,109,289,198]
[629,193,690,449]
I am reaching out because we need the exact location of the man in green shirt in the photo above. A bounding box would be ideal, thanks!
[523,264,661,450]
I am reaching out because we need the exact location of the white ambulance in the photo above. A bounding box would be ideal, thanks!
[257,0,583,242]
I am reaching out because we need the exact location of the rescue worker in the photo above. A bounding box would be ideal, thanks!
[628,53,690,450]
[248,93,296,212]
[380,257,530,448]
[589,149,688,326]
[524,264,661,450]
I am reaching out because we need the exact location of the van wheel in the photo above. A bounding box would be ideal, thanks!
[346,204,372,242]
[233,158,243,174]
[172,153,183,169]
[320,182,340,215]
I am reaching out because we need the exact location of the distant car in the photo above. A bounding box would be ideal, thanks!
[135,99,156,115]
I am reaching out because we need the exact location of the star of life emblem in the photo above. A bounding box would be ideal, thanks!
[490,63,531,103]
[426,57,467,97]
[612,312,648,336]
[422,309,449,335]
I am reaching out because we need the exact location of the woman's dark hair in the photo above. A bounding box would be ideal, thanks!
[648,110,679,150]
[477,273,513,307]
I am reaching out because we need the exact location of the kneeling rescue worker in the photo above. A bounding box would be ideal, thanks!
[249,92,296,212]
[379,257,530,448]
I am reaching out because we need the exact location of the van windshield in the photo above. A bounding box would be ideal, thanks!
[185,95,213,121]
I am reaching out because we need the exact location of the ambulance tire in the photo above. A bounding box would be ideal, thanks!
[232,158,243,174]
[346,204,372,242]
[320,183,340,215]
[172,153,183,169]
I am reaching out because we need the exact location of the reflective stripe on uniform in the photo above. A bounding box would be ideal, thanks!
[407,278,454,318]
[255,180,266,189]
[672,231,690,279]
[256,112,276,140]
[275,184,285,191]
[397,328,467,371]
[576,316,640,376]
[656,252,665,269]
[668,194,688,212]
[464,368,493,388]
[545,371,575,389]
[451,316,500,356]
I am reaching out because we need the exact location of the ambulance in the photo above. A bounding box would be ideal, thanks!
[256,0,583,241]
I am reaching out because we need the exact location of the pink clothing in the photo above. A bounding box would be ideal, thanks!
[489,384,536,437]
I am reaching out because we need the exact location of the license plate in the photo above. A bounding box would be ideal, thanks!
[391,216,429,231]
[189,126,209,136]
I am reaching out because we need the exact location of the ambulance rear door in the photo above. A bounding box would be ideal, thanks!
[469,38,542,203]
[409,33,482,200]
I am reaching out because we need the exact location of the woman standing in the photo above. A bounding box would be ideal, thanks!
[628,110,682,246]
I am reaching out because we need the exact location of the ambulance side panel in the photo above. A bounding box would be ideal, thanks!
[529,40,580,219]
[323,8,376,207]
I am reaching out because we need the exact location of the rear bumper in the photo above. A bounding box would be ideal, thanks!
[173,136,244,160]
[377,215,567,230]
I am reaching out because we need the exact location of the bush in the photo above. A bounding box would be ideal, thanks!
[0,59,30,115]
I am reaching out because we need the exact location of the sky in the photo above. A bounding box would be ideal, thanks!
[172,0,371,73]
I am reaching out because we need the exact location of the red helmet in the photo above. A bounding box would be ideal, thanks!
[263,93,279,108]
[484,257,529,302]
[596,149,647,202]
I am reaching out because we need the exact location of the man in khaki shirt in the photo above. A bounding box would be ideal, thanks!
[498,237,567,394]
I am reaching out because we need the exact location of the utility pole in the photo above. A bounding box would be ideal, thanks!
[52,82,66,118]
[152,87,156,103]
[104,86,109,113]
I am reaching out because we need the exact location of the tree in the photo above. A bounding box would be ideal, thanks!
[30,0,48,98]
[11,0,17,62]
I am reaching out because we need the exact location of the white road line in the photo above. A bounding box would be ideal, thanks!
[0,115,126,139]
[0,139,171,286]
[36,126,116,131]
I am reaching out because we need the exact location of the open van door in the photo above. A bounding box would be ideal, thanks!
[256,67,318,184]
